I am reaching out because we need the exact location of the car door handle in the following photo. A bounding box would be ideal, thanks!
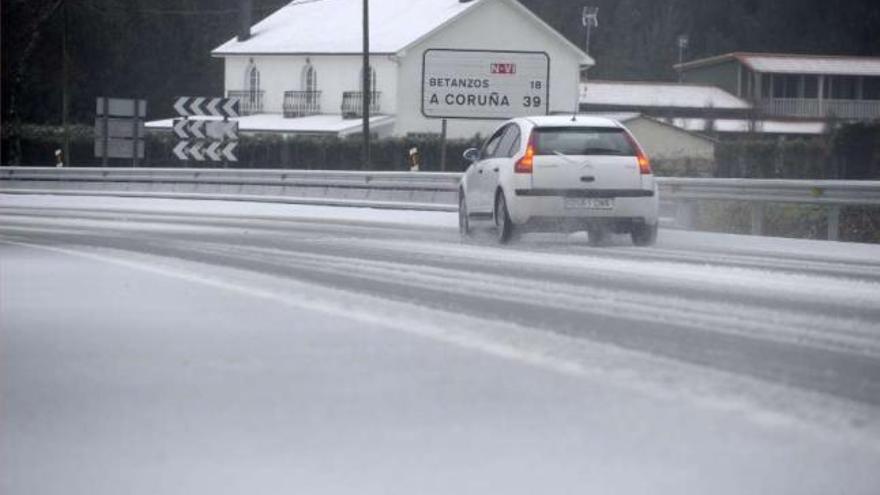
[477,168,484,174]
[493,167,499,173]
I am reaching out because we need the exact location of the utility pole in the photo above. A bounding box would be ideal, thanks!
[582,6,598,57]
[362,0,371,169]
[579,6,598,115]
[62,0,71,166]
[677,35,689,83]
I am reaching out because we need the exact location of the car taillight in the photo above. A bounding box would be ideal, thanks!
[624,131,652,175]
[515,132,536,174]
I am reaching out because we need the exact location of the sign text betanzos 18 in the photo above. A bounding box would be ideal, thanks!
[421,50,550,120]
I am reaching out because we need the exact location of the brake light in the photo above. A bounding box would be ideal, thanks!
[515,132,536,174]
[637,153,651,175]
[624,131,651,175]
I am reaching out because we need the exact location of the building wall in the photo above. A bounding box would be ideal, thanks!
[395,0,584,139]
[223,55,399,115]
[219,0,585,140]
[681,60,742,97]
[624,117,715,161]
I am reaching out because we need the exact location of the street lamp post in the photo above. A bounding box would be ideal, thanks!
[677,34,689,83]
[362,0,371,169]
[62,0,71,166]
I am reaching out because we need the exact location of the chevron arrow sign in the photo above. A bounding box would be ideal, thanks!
[174,97,240,118]
[222,142,238,162]
[173,141,237,162]
[203,141,238,162]
[172,141,191,161]
[173,119,238,141]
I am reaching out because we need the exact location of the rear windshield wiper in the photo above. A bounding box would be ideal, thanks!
[579,148,624,155]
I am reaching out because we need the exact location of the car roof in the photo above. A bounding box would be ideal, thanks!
[520,115,623,128]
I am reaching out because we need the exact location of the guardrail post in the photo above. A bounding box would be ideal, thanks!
[675,200,697,230]
[827,205,841,241]
[750,203,764,236]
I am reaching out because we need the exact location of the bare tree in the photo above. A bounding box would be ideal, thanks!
[3,0,65,164]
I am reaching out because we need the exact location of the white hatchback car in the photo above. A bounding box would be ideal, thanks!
[459,116,659,245]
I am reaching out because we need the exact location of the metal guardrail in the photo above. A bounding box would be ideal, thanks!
[0,167,462,212]
[658,178,880,240]
[2,168,878,240]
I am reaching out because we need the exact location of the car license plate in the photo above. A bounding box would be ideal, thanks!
[564,197,614,210]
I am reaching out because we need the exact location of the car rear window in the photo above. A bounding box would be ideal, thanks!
[533,127,635,156]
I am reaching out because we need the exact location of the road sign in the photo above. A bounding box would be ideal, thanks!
[95,97,147,165]
[96,98,147,118]
[174,141,238,162]
[95,118,146,139]
[174,97,240,118]
[173,119,239,141]
[173,96,240,163]
[421,49,550,120]
[93,138,144,159]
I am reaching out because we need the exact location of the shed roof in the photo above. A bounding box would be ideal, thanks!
[670,118,827,135]
[580,81,751,110]
[146,114,395,137]
[676,52,880,77]
[213,0,591,64]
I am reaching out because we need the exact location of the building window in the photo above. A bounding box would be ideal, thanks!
[245,61,261,100]
[804,76,819,99]
[761,74,771,99]
[864,77,880,100]
[301,62,318,106]
[301,63,317,93]
[829,76,857,100]
[772,74,800,98]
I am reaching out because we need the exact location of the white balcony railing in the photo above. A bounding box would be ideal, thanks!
[227,90,264,115]
[284,91,322,118]
[341,91,381,119]
[759,98,880,120]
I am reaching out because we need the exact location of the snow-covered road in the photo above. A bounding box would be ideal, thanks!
[2,195,880,494]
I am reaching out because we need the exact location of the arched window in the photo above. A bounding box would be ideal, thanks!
[244,59,260,101]
[248,66,260,97]
[301,63,317,93]
[301,62,318,106]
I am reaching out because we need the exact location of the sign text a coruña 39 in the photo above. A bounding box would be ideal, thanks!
[421,49,550,120]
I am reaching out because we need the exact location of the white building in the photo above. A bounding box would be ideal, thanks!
[207,0,593,139]
[580,80,753,116]
[580,80,829,138]
[592,113,717,162]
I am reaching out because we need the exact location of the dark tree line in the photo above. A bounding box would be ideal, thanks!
[2,0,879,128]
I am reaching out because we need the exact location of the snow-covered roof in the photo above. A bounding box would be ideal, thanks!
[670,118,827,135]
[580,81,751,110]
[214,0,591,64]
[214,0,482,55]
[677,52,880,77]
[146,114,395,137]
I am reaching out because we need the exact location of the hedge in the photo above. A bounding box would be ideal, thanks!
[1,124,482,171]
[714,121,880,180]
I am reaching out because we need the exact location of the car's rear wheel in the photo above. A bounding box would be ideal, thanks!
[458,191,471,237]
[631,223,658,246]
[494,191,514,244]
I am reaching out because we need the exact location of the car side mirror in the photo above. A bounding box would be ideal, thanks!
[463,148,481,162]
